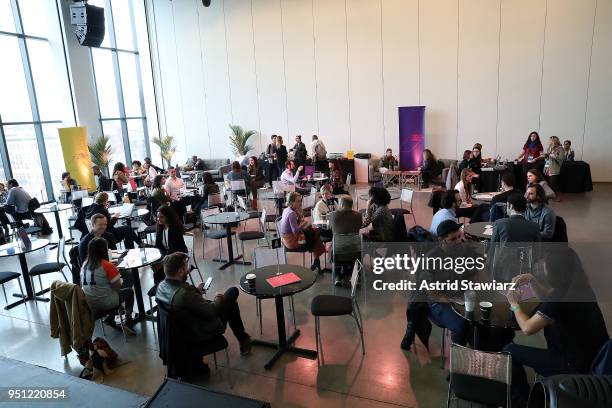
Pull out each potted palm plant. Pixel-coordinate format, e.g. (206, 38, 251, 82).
(88, 135, 112, 176)
(152, 135, 177, 168)
(229, 124, 256, 156)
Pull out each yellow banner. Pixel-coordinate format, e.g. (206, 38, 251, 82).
(58, 127, 96, 192)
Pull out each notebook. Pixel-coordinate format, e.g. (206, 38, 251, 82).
(266, 273, 302, 288)
(304, 165, 314, 178)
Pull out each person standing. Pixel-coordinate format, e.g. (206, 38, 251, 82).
(310, 135, 328, 173)
(275, 136, 288, 178)
(544, 136, 566, 201)
(247, 156, 265, 206)
(266, 135, 278, 184)
(516, 131, 544, 186)
(563, 140, 575, 162)
(292, 135, 307, 169)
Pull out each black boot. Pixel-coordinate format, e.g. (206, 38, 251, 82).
(401, 324, 415, 350)
(310, 258, 321, 272)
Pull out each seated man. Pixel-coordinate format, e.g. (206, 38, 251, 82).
(81, 237, 136, 335)
(525, 183, 556, 241)
(164, 166, 189, 217)
(492, 194, 540, 244)
(280, 160, 308, 194)
(488, 172, 521, 221)
(86, 192, 143, 249)
(430, 189, 460, 236)
(155, 252, 252, 358)
(5, 179, 32, 221)
(379, 148, 398, 169)
(420, 220, 472, 346)
(327, 195, 362, 286)
(78, 213, 117, 264)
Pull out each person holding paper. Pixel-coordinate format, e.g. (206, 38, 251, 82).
(280, 161, 308, 195)
(156, 252, 252, 358)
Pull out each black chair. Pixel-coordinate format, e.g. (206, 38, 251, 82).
(447, 343, 512, 407)
(156, 299, 231, 384)
(0, 272, 25, 309)
(552, 216, 568, 243)
(310, 260, 364, 364)
(528, 374, 612, 408)
(29, 238, 68, 298)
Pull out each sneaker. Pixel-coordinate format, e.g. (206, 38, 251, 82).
(334, 276, 343, 287)
(239, 336, 252, 356)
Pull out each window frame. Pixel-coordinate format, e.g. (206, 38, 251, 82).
(89, 0, 152, 166)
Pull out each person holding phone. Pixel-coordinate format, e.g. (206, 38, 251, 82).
(155, 252, 252, 359)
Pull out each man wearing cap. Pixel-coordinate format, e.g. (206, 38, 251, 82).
(422, 220, 470, 346)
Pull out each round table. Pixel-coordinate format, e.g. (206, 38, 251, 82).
(117, 247, 162, 323)
(34, 203, 73, 242)
(464, 222, 493, 240)
(0, 238, 50, 308)
(239, 265, 318, 369)
(451, 293, 539, 351)
(203, 212, 251, 270)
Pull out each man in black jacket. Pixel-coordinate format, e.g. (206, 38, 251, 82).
(93, 166, 111, 192)
(292, 135, 307, 169)
(155, 252, 252, 355)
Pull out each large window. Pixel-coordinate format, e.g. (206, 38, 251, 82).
(0, 0, 74, 200)
(89, 0, 159, 169)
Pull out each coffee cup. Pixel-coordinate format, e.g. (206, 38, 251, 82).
(480, 301, 493, 321)
(464, 290, 477, 313)
(246, 273, 256, 291)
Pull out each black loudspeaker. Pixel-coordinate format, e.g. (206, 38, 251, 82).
(70, 3, 105, 47)
(202, 0, 211, 6)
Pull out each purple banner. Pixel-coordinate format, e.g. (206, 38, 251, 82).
(398, 106, 425, 171)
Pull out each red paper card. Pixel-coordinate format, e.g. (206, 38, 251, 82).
(266, 273, 302, 288)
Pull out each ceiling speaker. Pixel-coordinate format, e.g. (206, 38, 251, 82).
(202, 0, 211, 6)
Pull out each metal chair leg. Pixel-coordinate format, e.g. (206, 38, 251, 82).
(440, 328, 446, 368)
(118, 305, 128, 343)
(2, 284, 8, 303)
(315, 316, 320, 365)
(225, 347, 233, 389)
(16, 279, 25, 299)
(352, 312, 365, 355)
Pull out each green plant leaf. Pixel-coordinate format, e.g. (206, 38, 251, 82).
(228, 124, 256, 156)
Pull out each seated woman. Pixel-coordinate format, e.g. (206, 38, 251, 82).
(155, 205, 188, 256)
(226, 161, 250, 195)
(362, 187, 395, 242)
(81, 237, 136, 335)
(153, 205, 188, 283)
(458, 150, 471, 172)
(200, 172, 221, 208)
(312, 184, 334, 240)
(112, 162, 129, 191)
(280, 192, 326, 272)
(504, 249, 609, 406)
(247, 156, 265, 207)
(420, 149, 442, 188)
(328, 160, 348, 195)
(453, 168, 487, 222)
(151, 175, 170, 212)
(526, 168, 556, 200)
(142, 161, 158, 187)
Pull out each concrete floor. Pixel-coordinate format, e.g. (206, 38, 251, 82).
(0, 183, 610, 407)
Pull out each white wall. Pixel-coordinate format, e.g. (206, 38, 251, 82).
(150, 0, 612, 181)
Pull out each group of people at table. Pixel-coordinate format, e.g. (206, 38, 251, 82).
(0, 129, 600, 406)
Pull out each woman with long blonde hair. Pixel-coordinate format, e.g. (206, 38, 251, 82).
(544, 136, 565, 201)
